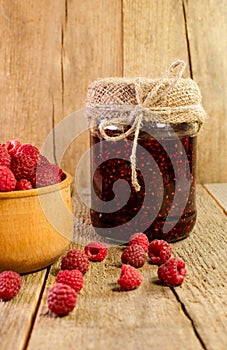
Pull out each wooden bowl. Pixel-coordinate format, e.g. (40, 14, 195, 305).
(0, 172, 74, 274)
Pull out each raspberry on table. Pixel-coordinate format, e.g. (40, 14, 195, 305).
(158, 257, 187, 286)
(121, 244, 146, 268)
(10, 143, 40, 180)
(128, 232, 149, 252)
(0, 166, 16, 192)
(56, 269, 84, 293)
(148, 240, 172, 265)
(0, 271, 22, 301)
(16, 179, 33, 190)
(117, 264, 143, 291)
(61, 249, 89, 275)
(84, 241, 108, 261)
(47, 283, 77, 316)
(0, 145, 11, 167)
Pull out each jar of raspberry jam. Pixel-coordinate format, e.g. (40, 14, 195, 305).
(85, 62, 206, 243)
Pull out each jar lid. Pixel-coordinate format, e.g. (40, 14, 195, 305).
(86, 77, 201, 108)
(85, 60, 206, 127)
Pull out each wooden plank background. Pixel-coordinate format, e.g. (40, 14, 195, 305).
(0, 0, 226, 185)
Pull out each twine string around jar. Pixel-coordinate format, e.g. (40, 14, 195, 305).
(98, 60, 205, 191)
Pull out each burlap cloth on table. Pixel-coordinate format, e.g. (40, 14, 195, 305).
(85, 60, 206, 191)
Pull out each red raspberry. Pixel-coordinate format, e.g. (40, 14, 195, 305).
(61, 249, 89, 275)
(0, 166, 16, 191)
(117, 265, 143, 291)
(47, 283, 77, 316)
(2, 140, 21, 156)
(16, 179, 33, 190)
(121, 244, 146, 268)
(56, 270, 83, 293)
(37, 154, 51, 168)
(10, 143, 40, 180)
(148, 240, 172, 265)
(51, 164, 62, 182)
(34, 164, 62, 188)
(0, 271, 22, 301)
(128, 232, 149, 252)
(158, 258, 187, 286)
(84, 241, 108, 261)
(58, 167, 63, 180)
(0, 145, 11, 167)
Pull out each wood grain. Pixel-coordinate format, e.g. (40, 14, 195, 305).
(26, 185, 227, 350)
(173, 185, 227, 350)
(0, 0, 64, 151)
(60, 0, 123, 116)
(204, 183, 227, 214)
(183, 0, 227, 183)
(27, 248, 203, 350)
(123, 0, 190, 77)
(0, 270, 48, 350)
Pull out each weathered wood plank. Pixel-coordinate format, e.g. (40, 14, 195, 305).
(0, 270, 47, 350)
(183, 0, 227, 183)
(0, 0, 64, 151)
(123, 0, 190, 77)
(26, 246, 203, 350)
(60, 0, 123, 116)
(173, 185, 227, 350)
(204, 183, 227, 214)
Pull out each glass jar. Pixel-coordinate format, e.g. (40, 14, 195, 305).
(87, 106, 198, 243)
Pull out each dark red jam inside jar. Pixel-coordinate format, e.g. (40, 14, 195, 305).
(89, 117, 198, 243)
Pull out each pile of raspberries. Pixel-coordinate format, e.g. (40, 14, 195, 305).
(0, 235, 186, 317)
(0, 140, 63, 191)
(119, 233, 186, 289)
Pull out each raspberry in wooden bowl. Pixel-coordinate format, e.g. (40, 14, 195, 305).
(0, 171, 73, 274)
(0, 140, 74, 273)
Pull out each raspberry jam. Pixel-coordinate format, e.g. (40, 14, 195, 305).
(89, 120, 198, 243)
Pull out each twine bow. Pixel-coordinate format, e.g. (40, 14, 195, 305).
(98, 60, 198, 191)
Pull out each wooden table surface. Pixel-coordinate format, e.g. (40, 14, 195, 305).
(0, 184, 226, 350)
